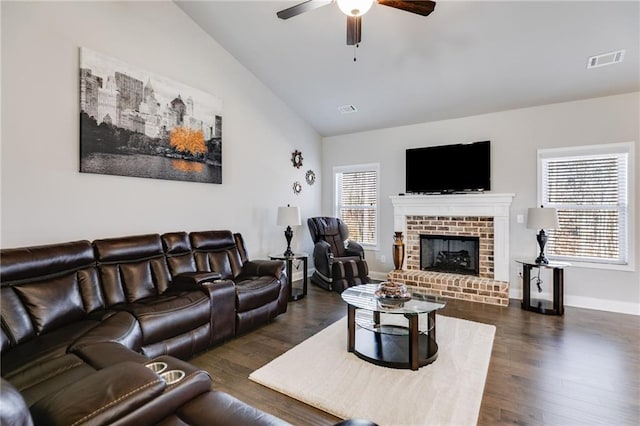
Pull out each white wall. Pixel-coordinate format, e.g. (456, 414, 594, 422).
(323, 93, 640, 315)
(1, 1, 321, 259)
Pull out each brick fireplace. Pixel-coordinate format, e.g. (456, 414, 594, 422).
(388, 193, 514, 306)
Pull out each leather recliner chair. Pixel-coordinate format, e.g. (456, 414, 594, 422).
(307, 217, 370, 293)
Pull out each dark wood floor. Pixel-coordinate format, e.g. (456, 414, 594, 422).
(190, 283, 640, 425)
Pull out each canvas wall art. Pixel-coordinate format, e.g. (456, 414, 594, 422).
(79, 47, 222, 184)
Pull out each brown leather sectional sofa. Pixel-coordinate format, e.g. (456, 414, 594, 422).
(0, 230, 290, 425)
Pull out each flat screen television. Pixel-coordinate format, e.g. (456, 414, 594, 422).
(406, 141, 491, 194)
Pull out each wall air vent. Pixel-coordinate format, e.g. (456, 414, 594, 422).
(587, 50, 625, 69)
(338, 104, 357, 114)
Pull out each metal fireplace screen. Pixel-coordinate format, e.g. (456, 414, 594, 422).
(420, 234, 480, 276)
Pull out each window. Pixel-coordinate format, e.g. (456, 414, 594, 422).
(538, 142, 634, 269)
(334, 163, 379, 248)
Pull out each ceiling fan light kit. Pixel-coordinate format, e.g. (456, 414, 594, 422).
(277, 0, 436, 49)
(337, 0, 374, 17)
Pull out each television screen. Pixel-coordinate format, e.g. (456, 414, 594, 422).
(406, 141, 491, 194)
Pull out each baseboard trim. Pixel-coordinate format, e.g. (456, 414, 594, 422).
(563, 295, 640, 316)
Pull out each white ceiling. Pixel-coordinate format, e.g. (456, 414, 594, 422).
(176, 1, 640, 137)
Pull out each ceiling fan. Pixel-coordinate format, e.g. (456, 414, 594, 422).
(276, 0, 436, 46)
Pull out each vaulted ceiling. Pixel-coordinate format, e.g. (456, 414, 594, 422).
(176, 1, 640, 137)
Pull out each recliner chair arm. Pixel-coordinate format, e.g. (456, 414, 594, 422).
(313, 239, 334, 259)
(345, 240, 365, 259)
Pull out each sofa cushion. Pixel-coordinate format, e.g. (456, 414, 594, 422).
(13, 274, 86, 335)
(69, 311, 143, 353)
(0, 240, 104, 353)
(190, 231, 244, 279)
(113, 292, 210, 345)
(162, 232, 197, 276)
(0, 320, 100, 377)
(0, 240, 95, 284)
(1, 287, 36, 347)
(120, 262, 159, 302)
(3, 353, 85, 390)
(94, 234, 172, 305)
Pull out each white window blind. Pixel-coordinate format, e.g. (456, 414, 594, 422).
(335, 164, 378, 247)
(540, 146, 630, 265)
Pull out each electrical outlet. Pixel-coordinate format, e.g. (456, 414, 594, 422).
(380, 255, 386, 263)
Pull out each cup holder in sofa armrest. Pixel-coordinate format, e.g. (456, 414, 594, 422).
(145, 362, 168, 374)
(160, 370, 185, 385)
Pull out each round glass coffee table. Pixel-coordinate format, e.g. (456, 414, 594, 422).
(341, 283, 446, 370)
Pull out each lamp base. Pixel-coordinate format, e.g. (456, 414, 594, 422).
(535, 229, 549, 264)
(283, 226, 294, 258)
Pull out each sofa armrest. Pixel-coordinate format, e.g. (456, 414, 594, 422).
(0, 378, 33, 426)
(239, 260, 285, 279)
(167, 276, 237, 345)
(198, 279, 237, 345)
(171, 272, 222, 289)
(30, 362, 165, 426)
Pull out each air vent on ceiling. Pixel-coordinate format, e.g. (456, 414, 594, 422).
(338, 104, 358, 114)
(587, 50, 625, 69)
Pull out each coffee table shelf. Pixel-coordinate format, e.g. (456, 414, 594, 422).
(352, 326, 439, 369)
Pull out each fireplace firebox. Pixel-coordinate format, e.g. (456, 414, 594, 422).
(420, 234, 480, 276)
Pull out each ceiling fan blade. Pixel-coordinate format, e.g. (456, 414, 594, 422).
(276, 0, 332, 20)
(346, 15, 362, 45)
(377, 0, 436, 16)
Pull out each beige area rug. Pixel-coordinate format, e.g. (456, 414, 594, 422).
(249, 314, 495, 426)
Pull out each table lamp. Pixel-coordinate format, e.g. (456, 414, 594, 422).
(277, 205, 301, 257)
(527, 205, 559, 264)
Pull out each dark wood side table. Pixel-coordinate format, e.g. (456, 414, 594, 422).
(516, 260, 570, 315)
(269, 253, 308, 301)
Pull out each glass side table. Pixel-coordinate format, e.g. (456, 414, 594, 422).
(269, 252, 308, 301)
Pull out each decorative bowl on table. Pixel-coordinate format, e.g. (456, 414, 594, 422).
(375, 281, 411, 307)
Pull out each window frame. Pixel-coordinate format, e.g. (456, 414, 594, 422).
(333, 163, 380, 250)
(537, 142, 635, 271)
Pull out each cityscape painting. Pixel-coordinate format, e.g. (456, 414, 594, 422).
(79, 47, 222, 184)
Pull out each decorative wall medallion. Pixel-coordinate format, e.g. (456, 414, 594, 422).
(305, 169, 316, 185)
(293, 181, 302, 195)
(291, 150, 303, 168)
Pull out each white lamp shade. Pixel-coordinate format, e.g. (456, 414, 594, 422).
(277, 206, 301, 226)
(527, 207, 559, 230)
